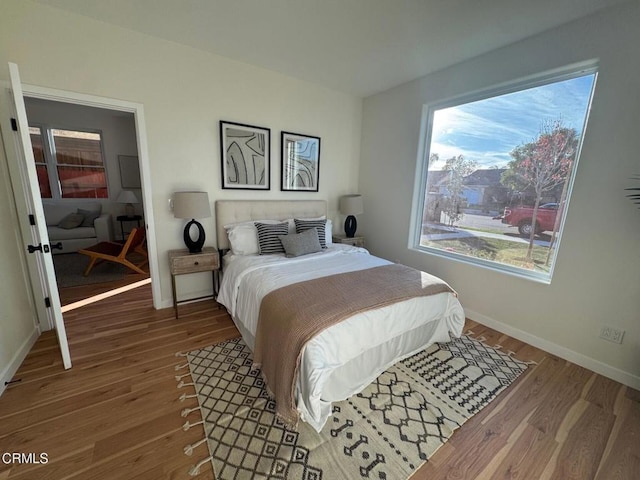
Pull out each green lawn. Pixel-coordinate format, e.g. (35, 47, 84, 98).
(422, 235, 552, 273)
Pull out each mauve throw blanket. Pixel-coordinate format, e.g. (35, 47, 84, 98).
(252, 263, 456, 429)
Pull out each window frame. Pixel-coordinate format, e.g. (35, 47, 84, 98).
(30, 123, 110, 200)
(409, 64, 598, 284)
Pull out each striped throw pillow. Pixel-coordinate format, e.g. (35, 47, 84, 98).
(255, 222, 289, 254)
(294, 218, 327, 248)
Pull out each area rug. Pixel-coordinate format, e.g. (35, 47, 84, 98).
(176, 334, 528, 479)
(53, 253, 126, 288)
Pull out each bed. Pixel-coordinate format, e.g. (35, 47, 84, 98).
(215, 200, 465, 432)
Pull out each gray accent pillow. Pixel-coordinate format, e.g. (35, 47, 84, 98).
(58, 212, 85, 229)
(77, 208, 101, 227)
(278, 228, 322, 258)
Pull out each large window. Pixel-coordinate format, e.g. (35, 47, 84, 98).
(29, 126, 108, 199)
(412, 67, 596, 282)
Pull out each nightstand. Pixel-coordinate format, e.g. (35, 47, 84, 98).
(332, 235, 365, 248)
(168, 247, 220, 318)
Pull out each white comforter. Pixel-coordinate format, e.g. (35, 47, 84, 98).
(217, 244, 465, 431)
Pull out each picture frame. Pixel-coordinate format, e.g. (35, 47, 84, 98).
(281, 131, 321, 192)
(118, 155, 141, 189)
(220, 121, 271, 190)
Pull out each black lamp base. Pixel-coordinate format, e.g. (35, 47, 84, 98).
(183, 219, 205, 253)
(344, 215, 358, 238)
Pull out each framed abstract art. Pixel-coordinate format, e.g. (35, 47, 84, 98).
(281, 131, 320, 192)
(220, 121, 271, 190)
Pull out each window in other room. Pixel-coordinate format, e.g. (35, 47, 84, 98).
(411, 66, 597, 282)
(30, 126, 108, 199)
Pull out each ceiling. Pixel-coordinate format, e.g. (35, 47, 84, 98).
(33, 0, 628, 97)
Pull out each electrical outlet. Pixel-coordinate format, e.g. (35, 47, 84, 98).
(599, 325, 625, 344)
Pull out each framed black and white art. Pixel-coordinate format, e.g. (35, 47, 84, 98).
(220, 121, 271, 190)
(281, 131, 321, 192)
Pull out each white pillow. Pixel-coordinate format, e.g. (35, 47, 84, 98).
(226, 224, 260, 255)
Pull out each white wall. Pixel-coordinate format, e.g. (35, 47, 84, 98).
(0, 0, 362, 376)
(25, 98, 140, 238)
(359, 2, 640, 387)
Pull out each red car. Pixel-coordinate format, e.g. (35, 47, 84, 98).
(497, 203, 559, 236)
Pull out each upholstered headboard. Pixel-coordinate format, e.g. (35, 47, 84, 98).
(215, 200, 327, 251)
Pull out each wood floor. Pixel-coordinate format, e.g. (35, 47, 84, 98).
(56, 256, 149, 306)
(0, 283, 638, 480)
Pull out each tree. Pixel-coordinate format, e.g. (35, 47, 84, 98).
(503, 120, 579, 261)
(442, 155, 477, 226)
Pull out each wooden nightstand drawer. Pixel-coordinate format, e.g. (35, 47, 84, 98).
(168, 247, 219, 275)
(332, 235, 365, 248)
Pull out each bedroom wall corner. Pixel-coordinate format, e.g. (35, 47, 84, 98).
(357, 1, 640, 387)
(0, 0, 364, 309)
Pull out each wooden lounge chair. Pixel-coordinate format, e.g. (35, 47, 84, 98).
(78, 227, 148, 276)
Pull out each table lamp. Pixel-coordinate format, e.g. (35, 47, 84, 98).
(116, 190, 139, 216)
(173, 191, 211, 253)
(339, 194, 363, 238)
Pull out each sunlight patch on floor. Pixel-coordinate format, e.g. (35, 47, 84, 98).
(61, 278, 152, 312)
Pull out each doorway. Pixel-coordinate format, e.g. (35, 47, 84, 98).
(15, 82, 161, 312)
(23, 97, 150, 307)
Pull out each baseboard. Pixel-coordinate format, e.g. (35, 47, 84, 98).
(0, 327, 40, 397)
(465, 309, 640, 391)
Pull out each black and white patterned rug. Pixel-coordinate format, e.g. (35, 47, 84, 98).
(178, 334, 528, 479)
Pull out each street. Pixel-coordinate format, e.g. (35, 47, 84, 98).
(425, 213, 551, 247)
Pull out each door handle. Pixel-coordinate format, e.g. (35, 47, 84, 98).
(51, 242, 63, 251)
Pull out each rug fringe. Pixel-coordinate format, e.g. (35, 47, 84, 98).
(184, 437, 208, 456)
(183, 419, 204, 431)
(464, 329, 475, 336)
(175, 351, 211, 478)
(188, 456, 212, 476)
(493, 344, 503, 350)
(181, 406, 200, 417)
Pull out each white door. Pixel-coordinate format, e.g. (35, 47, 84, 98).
(3, 62, 71, 369)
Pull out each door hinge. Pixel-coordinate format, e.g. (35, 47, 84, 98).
(10, 118, 18, 131)
(28, 214, 36, 226)
(27, 244, 43, 254)
(44, 297, 51, 308)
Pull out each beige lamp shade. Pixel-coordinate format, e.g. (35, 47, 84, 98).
(173, 191, 211, 219)
(116, 190, 139, 204)
(339, 194, 364, 215)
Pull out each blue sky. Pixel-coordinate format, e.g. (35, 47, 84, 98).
(429, 73, 596, 170)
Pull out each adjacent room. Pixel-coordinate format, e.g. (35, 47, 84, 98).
(24, 97, 150, 307)
(0, 0, 638, 479)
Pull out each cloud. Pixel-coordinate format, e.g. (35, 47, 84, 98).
(428, 74, 594, 169)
